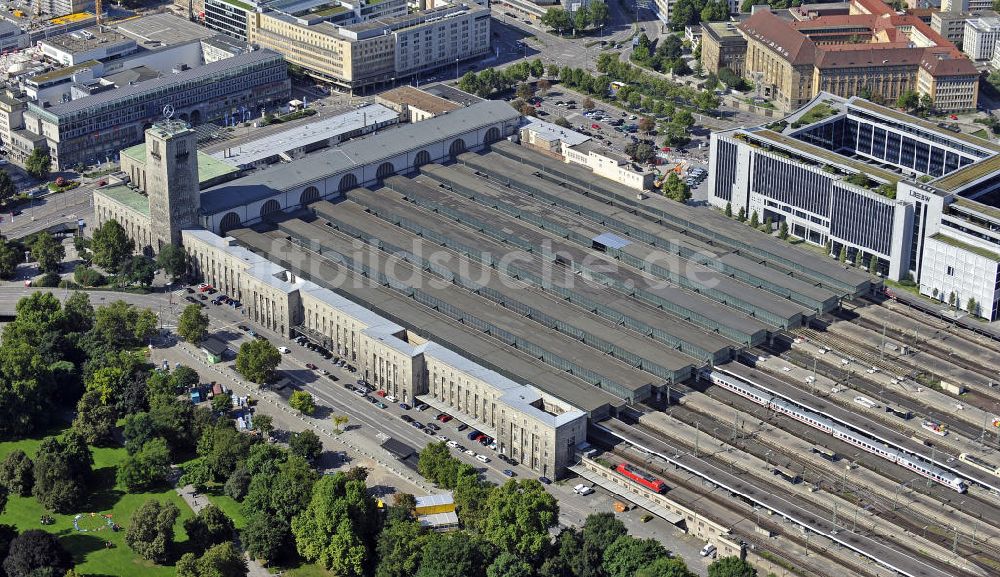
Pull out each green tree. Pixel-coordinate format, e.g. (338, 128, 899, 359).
(2, 530, 72, 577)
(748, 210, 759, 229)
(212, 391, 232, 414)
(25, 148, 50, 180)
(124, 411, 156, 454)
(541, 7, 572, 32)
(157, 243, 187, 282)
(253, 414, 274, 438)
(123, 254, 156, 287)
(724, 202, 732, 218)
(480, 479, 558, 559)
(415, 532, 487, 577)
(290, 429, 323, 462)
(869, 256, 879, 275)
(694, 90, 720, 112)
(0, 238, 20, 279)
(177, 304, 210, 344)
(967, 297, 978, 315)
(289, 390, 316, 415)
(603, 535, 670, 577)
(487, 552, 533, 577)
(516, 82, 535, 101)
(778, 221, 789, 240)
(582, 513, 627, 572)
(574, 6, 590, 31)
(235, 338, 281, 384)
(737, 207, 746, 222)
(242, 511, 289, 563)
(662, 173, 690, 202)
(637, 557, 696, 577)
(718, 67, 743, 90)
(546, 64, 560, 77)
(375, 514, 431, 577)
(896, 89, 919, 112)
(292, 472, 380, 577)
(117, 437, 171, 491)
(32, 431, 92, 513)
(198, 422, 259, 481)
(708, 556, 758, 577)
(839, 244, 847, 263)
(224, 466, 251, 501)
(0, 449, 33, 496)
(0, 170, 14, 204)
(71, 388, 116, 446)
(701, 0, 730, 21)
(177, 541, 247, 577)
(554, 116, 571, 128)
(125, 498, 180, 563)
(589, 0, 609, 27)
(92, 300, 158, 348)
(331, 414, 349, 433)
(30, 232, 64, 274)
(91, 219, 134, 273)
(184, 504, 236, 553)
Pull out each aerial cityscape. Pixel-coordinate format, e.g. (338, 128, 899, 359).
(1, 0, 1000, 576)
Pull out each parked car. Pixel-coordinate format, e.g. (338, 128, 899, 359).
(475, 454, 490, 463)
(416, 403, 429, 411)
(457, 423, 468, 431)
(278, 346, 290, 353)
(538, 476, 552, 485)
(399, 403, 411, 410)
(305, 363, 317, 370)
(400, 414, 414, 422)
(503, 469, 515, 477)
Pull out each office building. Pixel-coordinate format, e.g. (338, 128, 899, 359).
(962, 15, 1000, 60)
(737, 0, 979, 112)
(942, 0, 994, 11)
(708, 93, 1000, 319)
(700, 21, 747, 77)
(17, 49, 289, 169)
(930, 10, 997, 45)
(0, 21, 30, 53)
(204, 0, 270, 41)
(246, 1, 490, 92)
(32, 0, 92, 17)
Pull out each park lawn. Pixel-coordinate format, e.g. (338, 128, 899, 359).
(204, 484, 247, 529)
(0, 430, 197, 577)
(267, 561, 335, 577)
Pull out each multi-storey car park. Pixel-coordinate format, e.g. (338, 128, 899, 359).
(709, 92, 1000, 320)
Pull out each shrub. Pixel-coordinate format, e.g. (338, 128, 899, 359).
(35, 271, 61, 287)
(74, 264, 105, 287)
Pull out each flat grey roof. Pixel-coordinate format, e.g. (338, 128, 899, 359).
(450, 155, 829, 317)
(36, 49, 284, 118)
(232, 228, 625, 414)
(521, 117, 590, 145)
(208, 103, 398, 167)
(490, 141, 870, 296)
(199, 100, 519, 214)
(116, 12, 217, 47)
(310, 200, 701, 375)
(275, 217, 662, 393)
(349, 176, 767, 345)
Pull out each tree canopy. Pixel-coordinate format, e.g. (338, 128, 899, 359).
(235, 338, 281, 384)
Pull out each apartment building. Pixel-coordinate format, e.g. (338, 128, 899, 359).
(930, 10, 996, 45)
(708, 94, 1000, 319)
(247, 1, 490, 91)
(19, 49, 289, 169)
(962, 15, 1000, 60)
(737, 1, 979, 112)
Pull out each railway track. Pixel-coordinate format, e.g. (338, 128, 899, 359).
(660, 395, 1000, 572)
(604, 446, 881, 577)
(765, 345, 1000, 453)
(690, 381, 1000, 566)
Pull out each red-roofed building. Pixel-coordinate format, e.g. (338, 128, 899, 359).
(733, 0, 978, 111)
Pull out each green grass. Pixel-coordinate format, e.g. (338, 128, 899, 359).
(203, 484, 247, 530)
(267, 560, 334, 576)
(0, 429, 197, 577)
(971, 128, 990, 140)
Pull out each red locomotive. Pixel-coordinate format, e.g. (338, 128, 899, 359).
(615, 462, 667, 493)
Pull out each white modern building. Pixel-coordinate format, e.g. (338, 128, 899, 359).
(708, 93, 1000, 320)
(942, 0, 995, 11)
(962, 16, 1000, 60)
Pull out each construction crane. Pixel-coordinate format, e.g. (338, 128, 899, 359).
(95, 0, 102, 28)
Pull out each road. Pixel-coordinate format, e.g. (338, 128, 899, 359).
(0, 181, 96, 240)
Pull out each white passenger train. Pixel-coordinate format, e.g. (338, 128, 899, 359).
(703, 370, 968, 493)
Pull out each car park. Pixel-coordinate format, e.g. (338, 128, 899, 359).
(573, 484, 594, 495)
(700, 544, 717, 558)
